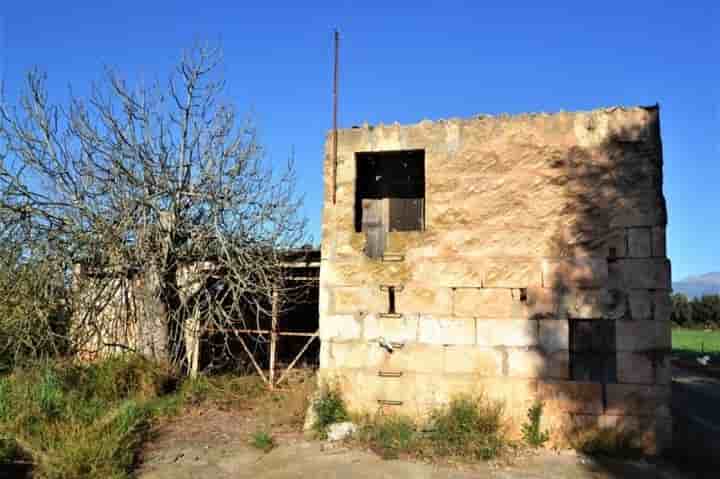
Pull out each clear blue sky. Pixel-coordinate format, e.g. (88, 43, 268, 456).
(1, 1, 717, 280)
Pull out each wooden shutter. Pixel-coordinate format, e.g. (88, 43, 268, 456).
(389, 198, 424, 232)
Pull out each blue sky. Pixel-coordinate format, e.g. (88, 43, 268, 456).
(0, 1, 717, 280)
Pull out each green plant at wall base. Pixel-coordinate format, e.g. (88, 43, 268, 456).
(312, 384, 349, 438)
(357, 415, 418, 460)
(250, 430, 274, 452)
(521, 401, 550, 448)
(428, 395, 506, 460)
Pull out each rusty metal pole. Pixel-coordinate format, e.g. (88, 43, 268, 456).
(332, 29, 339, 204)
(269, 287, 279, 389)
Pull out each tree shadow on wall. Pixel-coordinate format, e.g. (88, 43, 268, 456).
(522, 111, 690, 477)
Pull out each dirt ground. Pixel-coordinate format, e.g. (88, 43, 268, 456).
(136, 373, 693, 479)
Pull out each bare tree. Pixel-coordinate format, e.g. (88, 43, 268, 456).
(0, 44, 307, 374)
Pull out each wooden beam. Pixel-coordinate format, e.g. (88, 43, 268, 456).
(275, 331, 319, 387)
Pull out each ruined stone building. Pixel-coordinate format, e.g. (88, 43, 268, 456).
(318, 106, 671, 451)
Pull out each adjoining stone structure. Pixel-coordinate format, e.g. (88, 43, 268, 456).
(318, 105, 671, 452)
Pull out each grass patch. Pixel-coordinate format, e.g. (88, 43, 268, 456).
(250, 430, 274, 452)
(355, 394, 508, 462)
(568, 427, 644, 459)
(356, 414, 417, 460)
(0, 356, 271, 479)
(428, 395, 507, 460)
(312, 383, 349, 438)
(0, 355, 177, 478)
(672, 328, 720, 361)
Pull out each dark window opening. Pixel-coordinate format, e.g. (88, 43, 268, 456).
(355, 150, 425, 233)
(570, 320, 617, 383)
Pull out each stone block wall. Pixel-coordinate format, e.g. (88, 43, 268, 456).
(319, 106, 671, 453)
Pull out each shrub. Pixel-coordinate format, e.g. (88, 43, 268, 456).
(357, 414, 418, 460)
(428, 395, 506, 460)
(250, 430, 274, 452)
(521, 401, 550, 448)
(0, 356, 175, 478)
(312, 384, 349, 438)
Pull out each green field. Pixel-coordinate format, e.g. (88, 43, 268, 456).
(672, 328, 720, 360)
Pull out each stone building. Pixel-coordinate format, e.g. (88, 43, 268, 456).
(318, 105, 671, 452)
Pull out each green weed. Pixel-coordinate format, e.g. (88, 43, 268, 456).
(521, 401, 550, 448)
(312, 384, 349, 438)
(357, 414, 418, 460)
(250, 430, 274, 452)
(428, 395, 506, 460)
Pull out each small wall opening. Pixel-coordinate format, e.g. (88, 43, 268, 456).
(354, 150, 425, 233)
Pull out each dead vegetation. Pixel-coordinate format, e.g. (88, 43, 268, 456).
(0, 43, 307, 376)
(0, 354, 316, 478)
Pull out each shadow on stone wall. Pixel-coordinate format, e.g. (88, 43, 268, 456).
(522, 111, 681, 474)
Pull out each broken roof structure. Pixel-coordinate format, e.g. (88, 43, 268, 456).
(318, 105, 671, 452)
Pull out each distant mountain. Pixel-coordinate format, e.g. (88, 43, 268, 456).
(673, 272, 720, 298)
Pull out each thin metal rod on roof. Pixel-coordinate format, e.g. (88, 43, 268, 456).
(332, 29, 339, 204)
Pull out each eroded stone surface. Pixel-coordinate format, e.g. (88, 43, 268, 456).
(319, 106, 671, 453)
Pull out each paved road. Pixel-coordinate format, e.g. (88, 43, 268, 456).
(671, 365, 720, 475)
(672, 365, 720, 427)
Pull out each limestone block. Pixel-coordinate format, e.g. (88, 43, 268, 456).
(318, 286, 332, 316)
(474, 377, 539, 413)
(328, 260, 414, 287)
(363, 314, 418, 343)
(476, 319, 538, 347)
(542, 258, 608, 288)
(333, 286, 386, 314)
(652, 226, 666, 257)
(400, 344, 445, 374)
(609, 191, 667, 229)
(320, 314, 363, 341)
(568, 289, 616, 319)
(628, 290, 653, 320)
(627, 227, 652, 257)
(327, 341, 369, 369)
(319, 340, 331, 367)
(444, 346, 504, 375)
(654, 290, 672, 322)
(617, 352, 655, 385)
(538, 319, 569, 352)
(414, 373, 485, 410)
(507, 349, 570, 379)
(605, 229, 627, 258)
(525, 286, 563, 319)
(418, 317, 476, 345)
(538, 380, 604, 415)
(411, 261, 483, 286)
(396, 285, 453, 316)
(616, 320, 671, 352)
(483, 258, 542, 288)
(454, 288, 524, 318)
(605, 384, 671, 417)
(428, 226, 570, 258)
(614, 258, 671, 290)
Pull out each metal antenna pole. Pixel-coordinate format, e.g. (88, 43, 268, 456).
(332, 29, 339, 204)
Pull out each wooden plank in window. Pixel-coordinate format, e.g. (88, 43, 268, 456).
(362, 199, 386, 259)
(389, 198, 424, 232)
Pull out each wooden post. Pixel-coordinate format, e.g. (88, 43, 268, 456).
(269, 287, 279, 389)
